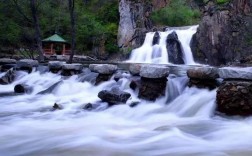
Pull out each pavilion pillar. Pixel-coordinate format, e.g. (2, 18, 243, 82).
(50, 43, 54, 55)
(63, 44, 66, 55)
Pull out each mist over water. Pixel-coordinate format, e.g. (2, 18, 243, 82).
(0, 69, 252, 156)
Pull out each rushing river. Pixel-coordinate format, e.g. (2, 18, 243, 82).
(1, 69, 252, 156)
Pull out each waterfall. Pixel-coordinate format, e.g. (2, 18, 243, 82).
(127, 25, 198, 65)
(1, 68, 252, 156)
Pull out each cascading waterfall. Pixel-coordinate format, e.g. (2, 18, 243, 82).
(1, 68, 252, 156)
(127, 25, 198, 65)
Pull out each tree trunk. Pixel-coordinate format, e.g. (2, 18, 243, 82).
(30, 0, 44, 62)
(68, 0, 76, 64)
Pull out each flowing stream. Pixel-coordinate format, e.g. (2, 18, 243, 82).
(1, 68, 252, 156)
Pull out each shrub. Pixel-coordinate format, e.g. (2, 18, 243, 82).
(151, 0, 201, 26)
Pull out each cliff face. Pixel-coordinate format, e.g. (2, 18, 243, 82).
(117, 0, 169, 53)
(191, 0, 252, 66)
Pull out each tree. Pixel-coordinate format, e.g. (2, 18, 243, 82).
(68, 0, 76, 63)
(30, 0, 44, 62)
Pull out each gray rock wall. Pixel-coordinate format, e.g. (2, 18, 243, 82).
(191, 0, 252, 66)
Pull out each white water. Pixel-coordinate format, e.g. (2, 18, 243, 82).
(1, 70, 252, 156)
(128, 25, 198, 65)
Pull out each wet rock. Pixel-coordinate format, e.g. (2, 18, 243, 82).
(37, 81, 62, 94)
(114, 72, 123, 82)
(62, 63, 83, 71)
(191, 1, 252, 66)
(140, 65, 169, 78)
(98, 87, 131, 105)
(78, 72, 99, 84)
(89, 64, 118, 74)
(152, 32, 160, 45)
(48, 61, 64, 73)
(216, 81, 252, 116)
(118, 0, 153, 52)
(166, 31, 184, 64)
(61, 63, 83, 76)
(1, 64, 16, 72)
(0, 58, 17, 65)
(129, 64, 142, 76)
(16, 59, 38, 73)
(138, 77, 167, 101)
(14, 84, 33, 94)
(52, 103, 63, 111)
(188, 78, 219, 90)
(129, 77, 141, 91)
(187, 67, 219, 89)
(187, 67, 219, 79)
(95, 74, 112, 85)
(129, 101, 140, 107)
(0, 68, 15, 85)
(187, 67, 220, 89)
(17, 59, 38, 68)
(218, 67, 252, 80)
(83, 103, 93, 110)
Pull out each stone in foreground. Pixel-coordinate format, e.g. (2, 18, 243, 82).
(62, 63, 83, 71)
(187, 67, 219, 79)
(140, 65, 169, 78)
(129, 64, 142, 76)
(48, 61, 64, 70)
(217, 81, 252, 116)
(0, 68, 15, 85)
(89, 64, 118, 74)
(138, 77, 167, 101)
(98, 87, 131, 105)
(0, 58, 17, 65)
(218, 67, 252, 80)
(187, 67, 220, 89)
(17, 59, 39, 68)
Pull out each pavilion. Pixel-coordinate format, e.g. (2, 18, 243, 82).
(42, 34, 71, 55)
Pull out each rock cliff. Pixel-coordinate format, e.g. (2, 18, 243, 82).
(191, 0, 252, 66)
(117, 0, 169, 53)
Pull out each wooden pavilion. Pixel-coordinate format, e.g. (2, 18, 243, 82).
(42, 34, 71, 55)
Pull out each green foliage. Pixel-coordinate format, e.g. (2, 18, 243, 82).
(0, 0, 119, 54)
(151, 0, 201, 26)
(216, 0, 230, 4)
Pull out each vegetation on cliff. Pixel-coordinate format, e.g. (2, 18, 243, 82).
(151, 0, 201, 26)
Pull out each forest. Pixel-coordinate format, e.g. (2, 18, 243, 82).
(0, 0, 119, 60)
(0, 0, 200, 61)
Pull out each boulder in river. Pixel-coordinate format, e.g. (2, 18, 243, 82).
(216, 81, 252, 116)
(0, 68, 15, 85)
(138, 65, 169, 101)
(166, 31, 184, 64)
(0, 58, 17, 65)
(48, 61, 64, 73)
(17, 59, 38, 68)
(14, 84, 33, 94)
(16, 59, 39, 73)
(218, 67, 252, 80)
(98, 87, 131, 105)
(140, 65, 169, 78)
(187, 67, 220, 89)
(89, 64, 118, 74)
(138, 77, 167, 101)
(52, 103, 63, 111)
(129, 64, 142, 76)
(187, 67, 219, 79)
(61, 63, 83, 76)
(152, 31, 160, 45)
(1, 64, 16, 72)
